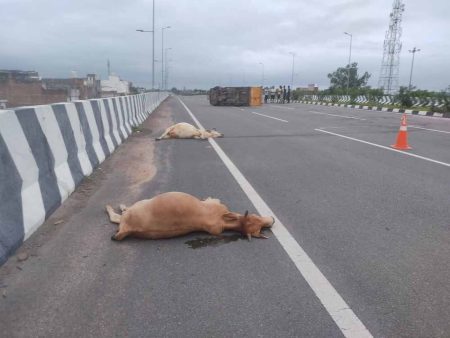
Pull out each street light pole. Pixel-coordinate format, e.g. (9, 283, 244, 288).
(152, 0, 155, 90)
(259, 62, 264, 87)
(408, 47, 420, 91)
(136, 29, 154, 89)
(344, 32, 352, 95)
(164, 47, 172, 90)
(161, 26, 171, 91)
(289, 52, 296, 87)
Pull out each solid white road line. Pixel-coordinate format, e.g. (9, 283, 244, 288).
(178, 97, 373, 338)
(309, 111, 367, 121)
(409, 125, 450, 135)
(316, 128, 450, 168)
(252, 111, 288, 122)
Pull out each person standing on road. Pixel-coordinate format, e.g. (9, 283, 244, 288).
(287, 85, 291, 103)
(264, 87, 269, 104)
(282, 85, 286, 104)
(270, 86, 275, 103)
(276, 85, 282, 103)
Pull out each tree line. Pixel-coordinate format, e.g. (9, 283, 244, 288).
(292, 62, 450, 111)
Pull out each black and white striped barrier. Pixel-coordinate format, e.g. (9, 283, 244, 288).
(296, 100, 449, 118)
(302, 95, 446, 108)
(0, 92, 169, 264)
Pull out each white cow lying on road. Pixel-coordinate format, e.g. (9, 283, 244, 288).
(156, 122, 223, 140)
(106, 192, 274, 241)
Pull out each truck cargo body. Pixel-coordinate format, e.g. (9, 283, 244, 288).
(209, 86, 262, 106)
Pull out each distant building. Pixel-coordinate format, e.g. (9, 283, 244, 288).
(0, 70, 67, 108)
(0, 70, 102, 108)
(100, 74, 130, 97)
(42, 73, 101, 101)
(296, 84, 319, 93)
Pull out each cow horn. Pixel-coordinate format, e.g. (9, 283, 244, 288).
(244, 210, 248, 217)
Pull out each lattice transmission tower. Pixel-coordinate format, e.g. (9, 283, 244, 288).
(378, 0, 405, 95)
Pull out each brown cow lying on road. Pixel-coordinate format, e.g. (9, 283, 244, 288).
(106, 192, 274, 241)
(156, 122, 223, 140)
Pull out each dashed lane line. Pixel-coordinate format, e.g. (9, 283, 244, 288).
(409, 125, 450, 135)
(251, 112, 288, 122)
(315, 128, 450, 168)
(309, 111, 367, 121)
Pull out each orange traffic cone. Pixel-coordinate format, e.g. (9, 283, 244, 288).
(391, 114, 412, 150)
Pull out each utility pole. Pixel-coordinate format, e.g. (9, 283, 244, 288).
(408, 47, 420, 91)
(344, 32, 352, 95)
(136, 29, 154, 88)
(259, 62, 264, 87)
(161, 26, 171, 91)
(289, 52, 296, 87)
(152, 0, 155, 90)
(164, 47, 172, 90)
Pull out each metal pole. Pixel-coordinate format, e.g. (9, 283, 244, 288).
(161, 26, 170, 91)
(259, 62, 264, 87)
(408, 47, 420, 91)
(344, 32, 352, 95)
(136, 29, 154, 89)
(164, 48, 172, 90)
(152, 0, 155, 90)
(289, 52, 296, 87)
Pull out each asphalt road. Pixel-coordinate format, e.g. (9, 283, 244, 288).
(1, 95, 449, 337)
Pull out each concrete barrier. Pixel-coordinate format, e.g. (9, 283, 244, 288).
(0, 92, 169, 264)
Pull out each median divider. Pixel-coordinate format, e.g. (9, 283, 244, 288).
(0, 92, 169, 264)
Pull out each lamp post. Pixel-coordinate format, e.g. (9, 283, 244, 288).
(259, 62, 264, 87)
(289, 52, 296, 87)
(164, 47, 172, 90)
(344, 32, 353, 95)
(136, 29, 154, 89)
(408, 47, 420, 91)
(161, 26, 171, 91)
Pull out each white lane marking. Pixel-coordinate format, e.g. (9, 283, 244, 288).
(309, 111, 366, 121)
(316, 129, 450, 168)
(178, 97, 372, 338)
(409, 125, 450, 135)
(252, 111, 288, 122)
(274, 106, 295, 110)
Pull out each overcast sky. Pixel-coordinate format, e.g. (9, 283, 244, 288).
(1, 0, 449, 90)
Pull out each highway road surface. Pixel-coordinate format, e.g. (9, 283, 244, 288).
(1, 95, 449, 337)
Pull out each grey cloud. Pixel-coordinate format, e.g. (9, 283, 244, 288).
(1, 0, 448, 90)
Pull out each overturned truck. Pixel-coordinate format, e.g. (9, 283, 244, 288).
(209, 86, 262, 106)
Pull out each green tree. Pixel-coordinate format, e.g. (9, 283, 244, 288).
(327, 62, 371, 90)
(394, 86, 413, 107)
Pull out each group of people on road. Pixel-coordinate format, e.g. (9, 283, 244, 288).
(264, 85, 292, 104)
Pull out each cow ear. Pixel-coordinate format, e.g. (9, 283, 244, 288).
(223, 212, 239, 221)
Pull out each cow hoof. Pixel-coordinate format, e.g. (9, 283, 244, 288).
(155, 138, 161, 141)
(111, 234, 118, 241)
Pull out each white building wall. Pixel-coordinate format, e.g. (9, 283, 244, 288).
(100, 75, 130, 96)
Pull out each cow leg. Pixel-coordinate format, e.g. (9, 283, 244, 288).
(111, 230, 131, 241)
(156, 127, 171, 140)
(106, 205, 121, 224)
